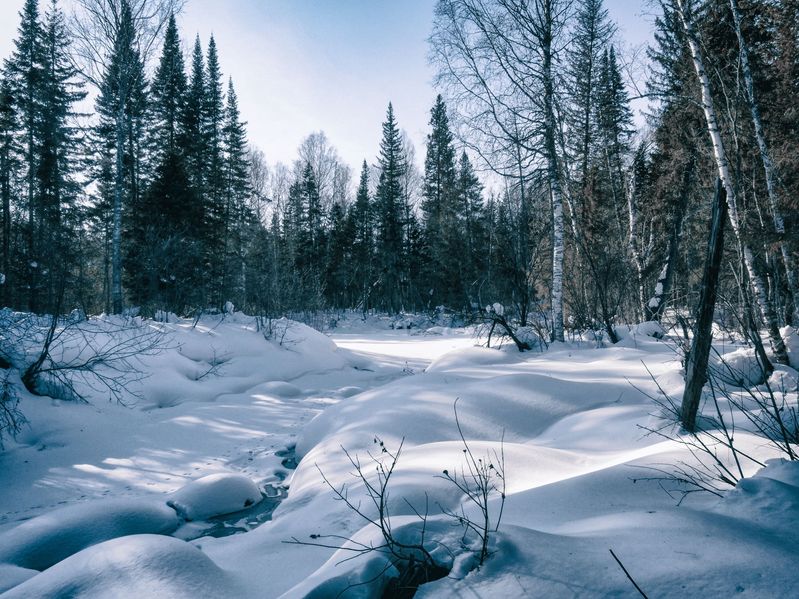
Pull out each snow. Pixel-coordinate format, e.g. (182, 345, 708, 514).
(2, 535, 242, 599)
(1, 315, 797, 597)
(0, 498, 179, 571)
(167, 473, 262, 521)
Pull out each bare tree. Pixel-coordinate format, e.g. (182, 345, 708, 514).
(431, 0, 573, 341)
(672, 0, 789, 366)
(727, 0, 798, 316)
(70, 0, 185, 87)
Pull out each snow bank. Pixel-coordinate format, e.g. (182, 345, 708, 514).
(0, 499, 179, 571)
(614, 321, 665, 346)
(782, 326, 799, 370)
(2, 534, 241, 599)
(711, 347, 767, 387)
(167, 473, 262, 521)
(0, 565, 37, 594)
(426, 346, 519, 373)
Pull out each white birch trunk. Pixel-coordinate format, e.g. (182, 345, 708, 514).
(675, 0, 789, 364)
(542, 3, 565, 343)
(626, 175, 646, 318)
(729, 0, 798, 312)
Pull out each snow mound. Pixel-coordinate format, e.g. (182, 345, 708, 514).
(717, 460, 799, 529)
(1, 534, 240, 599)
(256, 381, 302, 398)
(0, 565, 37, 594)
(782, 326, 799, 370)
(614, 321, 665, 346)
(426, 346, 516, 373)
(711, 347, 766, 387)
(167, 473, 262, 521)
(0, 499, 179, 571)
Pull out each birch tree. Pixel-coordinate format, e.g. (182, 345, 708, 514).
(727, 0, 798, 315)
(673, 0, 789, 365)
(431, 0, 572, 340)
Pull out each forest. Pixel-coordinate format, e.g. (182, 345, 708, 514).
(0, 0, 793, 347)
(0, 1, 798, 597)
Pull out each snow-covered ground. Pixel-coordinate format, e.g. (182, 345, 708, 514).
(1, 314, 797, 597)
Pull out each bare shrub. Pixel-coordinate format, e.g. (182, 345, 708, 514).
(0, 310, 166, 405)
(438, 399, 506, 566)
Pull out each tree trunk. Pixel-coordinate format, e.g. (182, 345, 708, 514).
(112, 103, 125, 315)
(728, 0, 798, 317)
(681, 179, 727, 432)
(542, 4, 565, 342)
(645, 159, 693, 321)
(626, 175, 646, 318)
(675, 0, 788, 366)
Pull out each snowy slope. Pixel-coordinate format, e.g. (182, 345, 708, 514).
(1, 317, 798, 597)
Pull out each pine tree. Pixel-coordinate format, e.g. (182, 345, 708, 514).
(374, 103, 406, 313)
(94, 0, 147, 314)
(221, 78, 251, 306)
(421, 94, 458, 308)
(4, 0, 45, 311)
(203, 36, 226, 307)
(37, 0, 86, 309)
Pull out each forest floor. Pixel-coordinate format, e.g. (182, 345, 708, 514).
(0, 313, 797, 597)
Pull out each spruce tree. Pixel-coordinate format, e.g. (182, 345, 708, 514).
(4, 0, 45, 311)
(421, 94, 458, 308)
(221, 78, 251, 306)
(351, 160, 374, 312)
(0, 78, 17, 308)
(149, 14, 186, 159)
(457, 151, 486, 306)
(94, 0, 147, 314)
(182, 35, 207, 220)
(38, 0, 86, 310)
(203, 36, 226, 307)
(374, 103, 406, 313)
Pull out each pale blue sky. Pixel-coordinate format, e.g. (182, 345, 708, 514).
(0, 0, 655, 170)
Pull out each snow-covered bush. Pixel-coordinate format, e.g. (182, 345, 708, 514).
(0, 311, 166, 404)
(0, 369, 25, 449)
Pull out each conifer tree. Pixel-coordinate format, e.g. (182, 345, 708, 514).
(4, 0, 45, 311)
(351, 160, 374, 312)
(374, 103, 406, 313)
(221, 78, 251, 306)
(94, 0, 147, 314)
(567, 0, 615, 190)
(37, 0, 86, 309)
(203, 36, 226, 306)
(149, 14, 186, 159)
(421, 94, 458, 307)
(325, 200, 354, 308)
(457, 151, 486, 305)
(0, 79, 14, 307)
(182, 36, 207, 214)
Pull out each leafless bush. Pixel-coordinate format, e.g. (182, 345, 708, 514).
(0, 311, 167, 405)
(438, 399, 506, 566)
(637, 347, 797, 502)
(0, 370, 26, 449)
(287, 437, 450, 597)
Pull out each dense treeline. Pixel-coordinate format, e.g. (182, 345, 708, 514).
(429, 0, 799, 361)
(0, 0, 797, 366)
